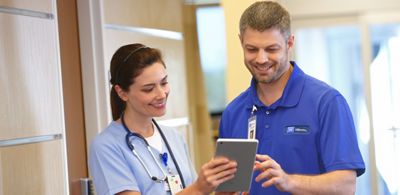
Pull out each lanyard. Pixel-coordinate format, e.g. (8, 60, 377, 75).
(121, 112, 186, 188)
(248, 105, 257, 139)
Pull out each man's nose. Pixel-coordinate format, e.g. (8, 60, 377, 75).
(256, 50, 268, 64)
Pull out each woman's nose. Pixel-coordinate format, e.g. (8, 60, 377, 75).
(155, 85, 168, 98)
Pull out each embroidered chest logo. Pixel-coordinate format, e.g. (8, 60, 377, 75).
(284, 125, 310, 135)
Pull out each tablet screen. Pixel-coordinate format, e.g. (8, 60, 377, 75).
(214, 138, 258, 192)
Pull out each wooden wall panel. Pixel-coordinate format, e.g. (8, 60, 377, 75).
(0, 0, 53, 13)
(57, 0, 89, 194)
(0, 0, 68, 194)
(0, 140, 67, 195)
(103, 0, 183, 32)
(103, 29, 188, 119)
(0, 13, 63, 140)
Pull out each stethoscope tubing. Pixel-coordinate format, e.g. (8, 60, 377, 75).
(121, 112, 186, 188)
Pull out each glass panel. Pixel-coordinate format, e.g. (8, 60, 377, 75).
(294, 25, 371, 195)
(370, 23, 400, 195)
(196, 6, 227, 113)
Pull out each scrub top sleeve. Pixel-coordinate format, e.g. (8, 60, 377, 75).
(174, 128, 197, 183)
(318, 94, 365, 176)
(89, 138, 139, 195)
(183, 137, 197, 181)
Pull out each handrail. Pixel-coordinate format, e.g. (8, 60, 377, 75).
(0, 6, 53, 19)
(0, 134, 62, 147)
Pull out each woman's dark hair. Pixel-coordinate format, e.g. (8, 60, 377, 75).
(109, 43, 165, 120)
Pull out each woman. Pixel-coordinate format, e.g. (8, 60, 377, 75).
(89, 43, 237, 195)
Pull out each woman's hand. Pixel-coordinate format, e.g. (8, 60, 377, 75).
(192, 156, 237, 194)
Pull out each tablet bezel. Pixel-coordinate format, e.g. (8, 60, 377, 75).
(214, 138, 258, 192)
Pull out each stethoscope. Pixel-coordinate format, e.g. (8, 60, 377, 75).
(121, 112, 186, 188)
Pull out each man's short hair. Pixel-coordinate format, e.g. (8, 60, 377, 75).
(239, 1, 291, 40)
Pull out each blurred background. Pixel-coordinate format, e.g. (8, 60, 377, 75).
(1, 0, 399, 194)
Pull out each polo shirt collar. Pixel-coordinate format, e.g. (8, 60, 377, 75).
(246, 61, 305, 110)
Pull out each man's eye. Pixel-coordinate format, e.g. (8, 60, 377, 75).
(247, 48, 258, 52)
(267, 47, 280, 52)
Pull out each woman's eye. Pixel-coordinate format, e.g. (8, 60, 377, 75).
(142, 88, 153, 92)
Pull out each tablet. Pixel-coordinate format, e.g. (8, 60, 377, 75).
(214, 138, 258, 192)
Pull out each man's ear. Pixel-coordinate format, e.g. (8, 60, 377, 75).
(238, 33, 243, 46)
(287, 34, 295, 49)
(114, 85, 128, 102)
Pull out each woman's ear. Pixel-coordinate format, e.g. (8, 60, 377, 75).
(114, 85, 128, 102)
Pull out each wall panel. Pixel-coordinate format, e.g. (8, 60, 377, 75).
(56, 0, 89, 193)
(103, 0, 183, 32)
(0, 140, 66, 195)
(0, 12, 63, 140)
(0, 0, 53, 13)
(0, 0, 68, 194)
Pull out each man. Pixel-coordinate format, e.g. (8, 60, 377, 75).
(218, 1, 365, 194)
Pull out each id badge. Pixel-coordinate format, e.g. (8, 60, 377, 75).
(167, 175, 183, 194)
(248, 115, 257, 139)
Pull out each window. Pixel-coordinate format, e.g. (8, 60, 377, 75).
(196, 6, 227, 113)
(370, 23, 400, 195)
(295, 25, 371, 195)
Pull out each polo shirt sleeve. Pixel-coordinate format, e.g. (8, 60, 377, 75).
(89, 135, 139, 195)
(318, 93, 365, 176)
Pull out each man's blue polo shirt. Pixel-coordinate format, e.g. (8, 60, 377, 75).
(219, 62, 365, 194)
